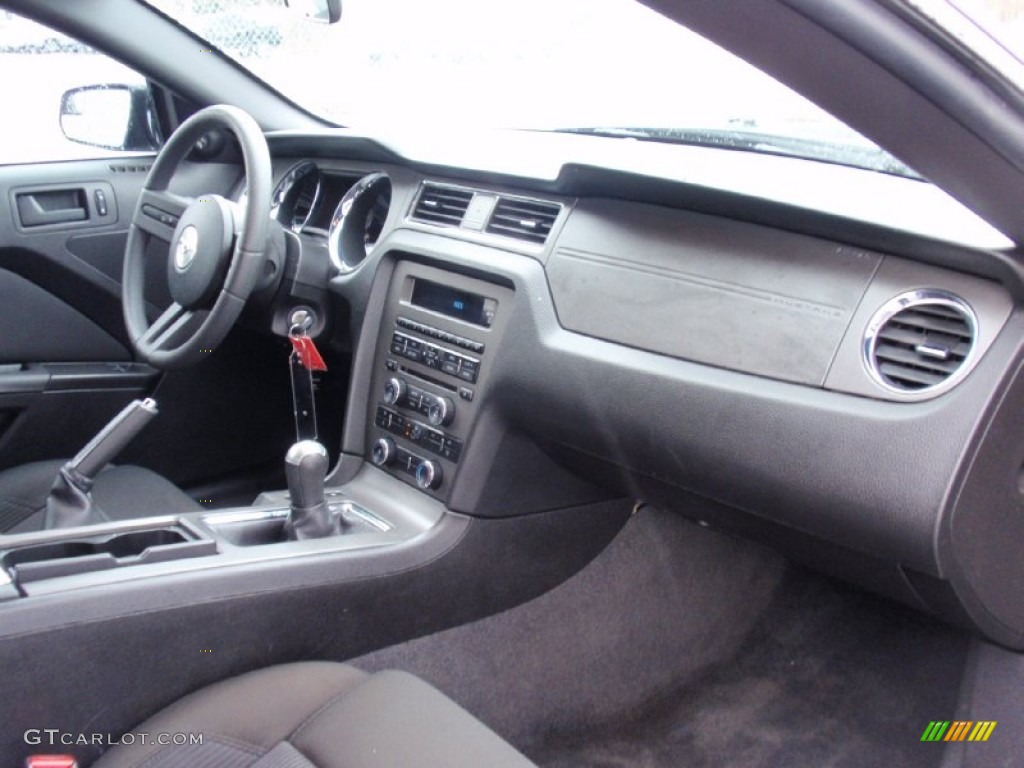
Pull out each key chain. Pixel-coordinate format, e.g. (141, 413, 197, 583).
(288, 320, 327, 442)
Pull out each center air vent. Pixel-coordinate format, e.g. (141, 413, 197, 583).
(486, 196, 561, 245)
(411, 184, 473, 227)
(864, 290, 977, 394)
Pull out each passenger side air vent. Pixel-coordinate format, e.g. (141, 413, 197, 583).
(486, 196, 561, 245)
(411, 184, 473, 227)
(864, 291, 976, 393)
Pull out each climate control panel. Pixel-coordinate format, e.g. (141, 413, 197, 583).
(383, 378, 457, 427)
(370, 437, 444, 490)
(374, 406, 462, 463)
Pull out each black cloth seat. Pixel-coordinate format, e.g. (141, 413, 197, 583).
(0, 460, 200, 533)
(93, 662, 537, 768)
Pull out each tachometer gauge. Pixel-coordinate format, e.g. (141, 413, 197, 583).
(328, 172, 392, 274)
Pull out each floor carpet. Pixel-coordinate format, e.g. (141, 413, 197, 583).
(355, 505, 970, 767)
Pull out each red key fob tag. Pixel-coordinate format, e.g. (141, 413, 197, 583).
(25, 758, 78, 768)
(289, 334, 328, 372)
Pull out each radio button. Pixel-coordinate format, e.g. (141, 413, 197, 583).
(425, 430, 445, 452)
(441, 439, 462, 462)
(407, 387, 424, 410)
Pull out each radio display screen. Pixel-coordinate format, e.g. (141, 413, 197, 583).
(411, 279, 494, 327)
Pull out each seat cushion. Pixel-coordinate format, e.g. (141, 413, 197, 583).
(0, 460, 201, 533)
(92, 662, 537, 768)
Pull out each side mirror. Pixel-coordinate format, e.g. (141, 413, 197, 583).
(285, 0, 342, 24)
(60, 84, 162, 152)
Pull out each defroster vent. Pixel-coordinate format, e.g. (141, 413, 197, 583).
(411, 184, 473, 227)
(864, 290, 977, 394)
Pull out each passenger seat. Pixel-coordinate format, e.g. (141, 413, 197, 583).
(92, 662, 536, 767)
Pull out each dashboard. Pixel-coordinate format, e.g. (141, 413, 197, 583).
(255, 134, 1024, 650)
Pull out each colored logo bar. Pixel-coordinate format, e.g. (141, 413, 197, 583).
(921, 721, 996, 742)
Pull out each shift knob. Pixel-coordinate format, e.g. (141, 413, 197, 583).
(284, 440, 335, 539)
(285, 440, 328, 509)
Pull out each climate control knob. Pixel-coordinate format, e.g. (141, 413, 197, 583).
(371, 437, 396, 467)
(415, 459, 443, 490)
(426, 396, 455, 427)
(383, 377, 406, 406)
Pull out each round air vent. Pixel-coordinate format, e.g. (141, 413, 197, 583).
(863, 290, 977, 395)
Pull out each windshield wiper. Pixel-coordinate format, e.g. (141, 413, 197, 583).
(552, 126, 919, 179)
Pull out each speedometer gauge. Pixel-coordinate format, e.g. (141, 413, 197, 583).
(328, 172, 392, 274)
(270, 161, 321, 233)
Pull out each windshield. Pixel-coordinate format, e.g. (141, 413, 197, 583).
(143, 0, 915, 175)
(902, 0, 1024, 90)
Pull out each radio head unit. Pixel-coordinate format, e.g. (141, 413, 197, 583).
(366, 262, 514, 500)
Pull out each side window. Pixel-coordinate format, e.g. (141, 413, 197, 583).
(0, 11, 162, 166)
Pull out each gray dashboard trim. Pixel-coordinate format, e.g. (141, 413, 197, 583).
(306, 154, 1021, 644)
(549, 199, 881, 387)
(354, 227, 1007, 579)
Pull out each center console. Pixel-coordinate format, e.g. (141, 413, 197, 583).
(0, 260, 517, 602)
(365, 261, 515, 499)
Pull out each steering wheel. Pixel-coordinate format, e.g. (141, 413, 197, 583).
(123, 105, 272, 369)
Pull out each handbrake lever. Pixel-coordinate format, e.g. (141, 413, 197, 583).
(44, 398, 159, 529)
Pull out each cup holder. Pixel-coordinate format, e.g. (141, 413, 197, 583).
(1, 524, 216, 583)
(210, 517, 286, 547)
(203, 502, 391, 547)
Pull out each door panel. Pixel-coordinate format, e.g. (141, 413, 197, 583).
(0, 158, 158, 470)
(0, 156, 302, 493)
(0, 157, 152, 346)
(0, 268, 128, 361)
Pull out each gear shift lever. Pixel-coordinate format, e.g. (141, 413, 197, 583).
(282, 440, 337, 539)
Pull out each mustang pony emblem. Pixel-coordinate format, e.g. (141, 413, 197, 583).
(174, 225, 199, 271)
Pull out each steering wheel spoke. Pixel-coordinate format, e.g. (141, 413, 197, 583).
(139, 303, 204, 353)
(133, 189, 193, 242)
